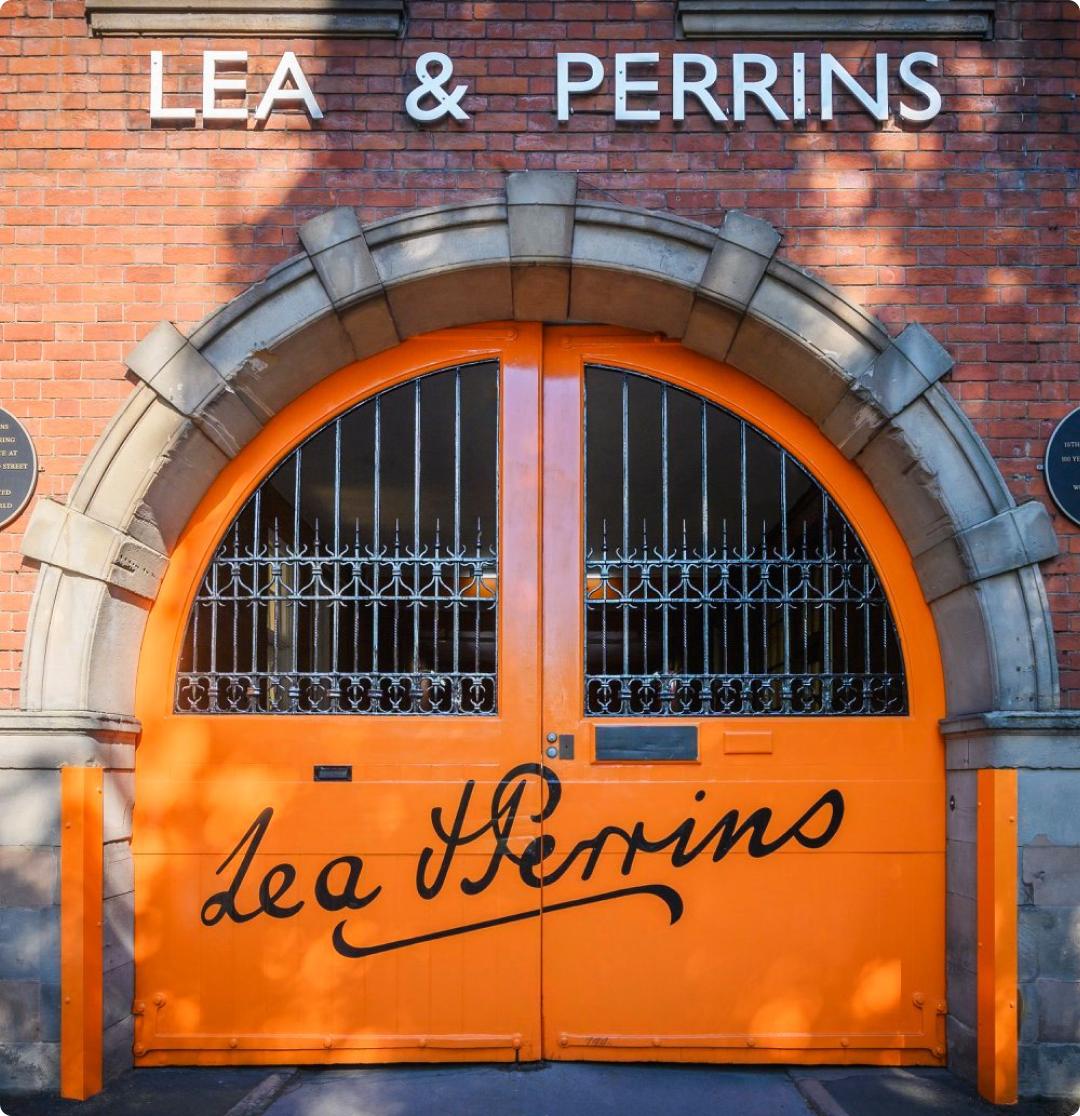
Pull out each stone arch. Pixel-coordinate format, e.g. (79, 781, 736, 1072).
(20, 170, 1060, 724)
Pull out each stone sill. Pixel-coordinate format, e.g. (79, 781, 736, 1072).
(677, 1, 996, 40)
(85, 0, 406, 38)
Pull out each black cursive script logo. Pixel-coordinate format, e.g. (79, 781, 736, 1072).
(201, 763, 844, 958)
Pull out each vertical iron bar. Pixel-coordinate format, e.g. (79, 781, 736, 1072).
(621, 373, 630, 710)
(292, 447, 302, 680)
(661, 384, 670, 679)
(701, 401, 710, 683)
(251, 487, 261, 682)
(453, 370, 462, 680)
(781, 454, 791, 679)
(331, 417, 342, 683)
(412, 378, 422, 690)
(821, 490, 832, 706)
(372, 396, 381, 680)
(740, 422, 750, 686)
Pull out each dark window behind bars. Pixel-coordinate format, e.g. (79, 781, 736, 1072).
(584, 367, 907, 716)
(176, 362, 499, 714)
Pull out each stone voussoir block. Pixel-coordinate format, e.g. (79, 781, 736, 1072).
(125, 321, 232, 420)
(299, 209, 385, 309)
(506, 170, 578, 262)
(820, 322, 954, 460)
(698, 210, 782, 310)
(21, 500, 168, 604)
(914, 501, 1059, 604)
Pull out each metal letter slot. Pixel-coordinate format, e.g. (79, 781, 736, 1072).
(314, 765, 353, 782)
(594, 726, 698, 762)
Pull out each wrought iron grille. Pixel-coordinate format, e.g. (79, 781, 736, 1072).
(176, 362, 499, 714)
(584, 367, 907, 717)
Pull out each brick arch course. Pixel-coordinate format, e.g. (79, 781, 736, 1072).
(20, 170, 1059, 723)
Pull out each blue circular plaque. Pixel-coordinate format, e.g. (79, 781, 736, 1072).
(0, 409, 38, 529)
(1044, 407, 1080, 527)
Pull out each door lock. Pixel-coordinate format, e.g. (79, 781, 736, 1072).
(545, 733, 575, 759)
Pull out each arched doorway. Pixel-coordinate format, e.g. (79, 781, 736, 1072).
(132, 324, 946, 1066)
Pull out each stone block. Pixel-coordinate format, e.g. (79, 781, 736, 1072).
(0, 714, 136, 771)
(507, 173, 576, 324)
(946, 961, 976, 1030)
(1032, 978, 1080, 1045)
(0, 770, 60, 847)
(943, 712, 1080, 772)
(39, 982, 59, 1043)
(70, 387, 224, 556)
(727, 313, 849, 425)
(1021, 770, 1080, 846)
(338, 297, 401, 361)
(915, 502, 1060, 603)
(103, 1014, 134, 1085)
(192, 256, 338, 378)
(21, 500, 167, 604)
(745, 261, 885, 383)
(821, 323, 953, 460)
(570, 269, 696, 340)
(946, 838, 976, 902)
(945, 1014, 977, 1088)
(102, 892, 134, 969)
(0, 849, 57, 909)
(299, 207, 365, 258)
(856, 419, 954, 558)
(1023, 846, 1080, 908)
(228, 311, 358, 421)
(1019, 906, 1080, 982)
(506, 170, 577, 261)
(946, 770, 977, 845)
(388, 266, 515, 338)
(1019, 981, 1039, 1044)
(572, 204, 712, 318)
(84, 589, 152, 719)
(860, 322, 952, 418)
(680, 297, 742, 364)
(103, 771, 134, 844)
(370, 202, 510, 289)
(698, 211, 781, 310)
(123, 321, 187, 385)
(300, 210, 386, 313)
(506, 170, 578, 209)
(817, 389, 885, 462)
(104, 840, 133, 901)
(26, 574, 150, 716)
(928, 585, 996, 717)
(0, 983, 39, 1042)
(1020, 1042, 1080, 1100)
(126, 322, 230, 419)
(193, 387, 265, 462)
(946, 891, 977, 976)
(0, 908, 59, 982)
(0, 1040, 60, 1093)
(104, 961, 134, 1030)
(511, 265, 571, 325)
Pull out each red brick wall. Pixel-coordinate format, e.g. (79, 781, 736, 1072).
(0, 1, 1078, 705)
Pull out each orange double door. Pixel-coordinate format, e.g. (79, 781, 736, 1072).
(134, 325, 946, 1067)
